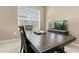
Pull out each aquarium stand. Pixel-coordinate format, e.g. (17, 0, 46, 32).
(48, 29, 69, 35)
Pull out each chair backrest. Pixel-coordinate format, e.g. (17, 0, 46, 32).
(25, 25, 33, 31)
(19, 26, 29, 53)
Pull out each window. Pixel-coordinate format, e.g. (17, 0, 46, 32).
(18, 7, 40, 30)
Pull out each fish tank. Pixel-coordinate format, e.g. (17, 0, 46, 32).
(49, 20, 68, 30)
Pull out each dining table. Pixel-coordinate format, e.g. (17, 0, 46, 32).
(25, 30, 76, 53)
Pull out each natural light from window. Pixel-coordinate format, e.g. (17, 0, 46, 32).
(18, 7, 40, 31)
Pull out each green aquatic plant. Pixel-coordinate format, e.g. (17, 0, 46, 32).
(49, 20, 68, 30)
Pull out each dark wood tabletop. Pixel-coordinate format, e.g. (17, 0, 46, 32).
(25, 31, 76, 53)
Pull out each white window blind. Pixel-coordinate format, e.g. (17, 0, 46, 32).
(18, 7, 40, 21)
(18, 7, 40, 30)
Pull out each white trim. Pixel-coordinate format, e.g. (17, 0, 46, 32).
(0, 39, 20, 43)
(71, 43, 79, 47)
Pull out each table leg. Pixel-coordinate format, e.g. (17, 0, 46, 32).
(57, 47, 66, 53)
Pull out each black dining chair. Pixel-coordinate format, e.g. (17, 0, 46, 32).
(25, 25, 33, 31)
(19, 26, 35, 53)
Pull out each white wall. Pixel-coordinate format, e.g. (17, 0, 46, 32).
(0, 6, 18, 41)
(46, 6, 79, 44)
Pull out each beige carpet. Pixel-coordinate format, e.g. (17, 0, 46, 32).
(65, 43, 79, 53)
(0, 39, 21, 53)
(0, 39, 79, 53)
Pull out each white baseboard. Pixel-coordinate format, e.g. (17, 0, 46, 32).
(71, 43, 79, 47)
(0, 38, 20, 43)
